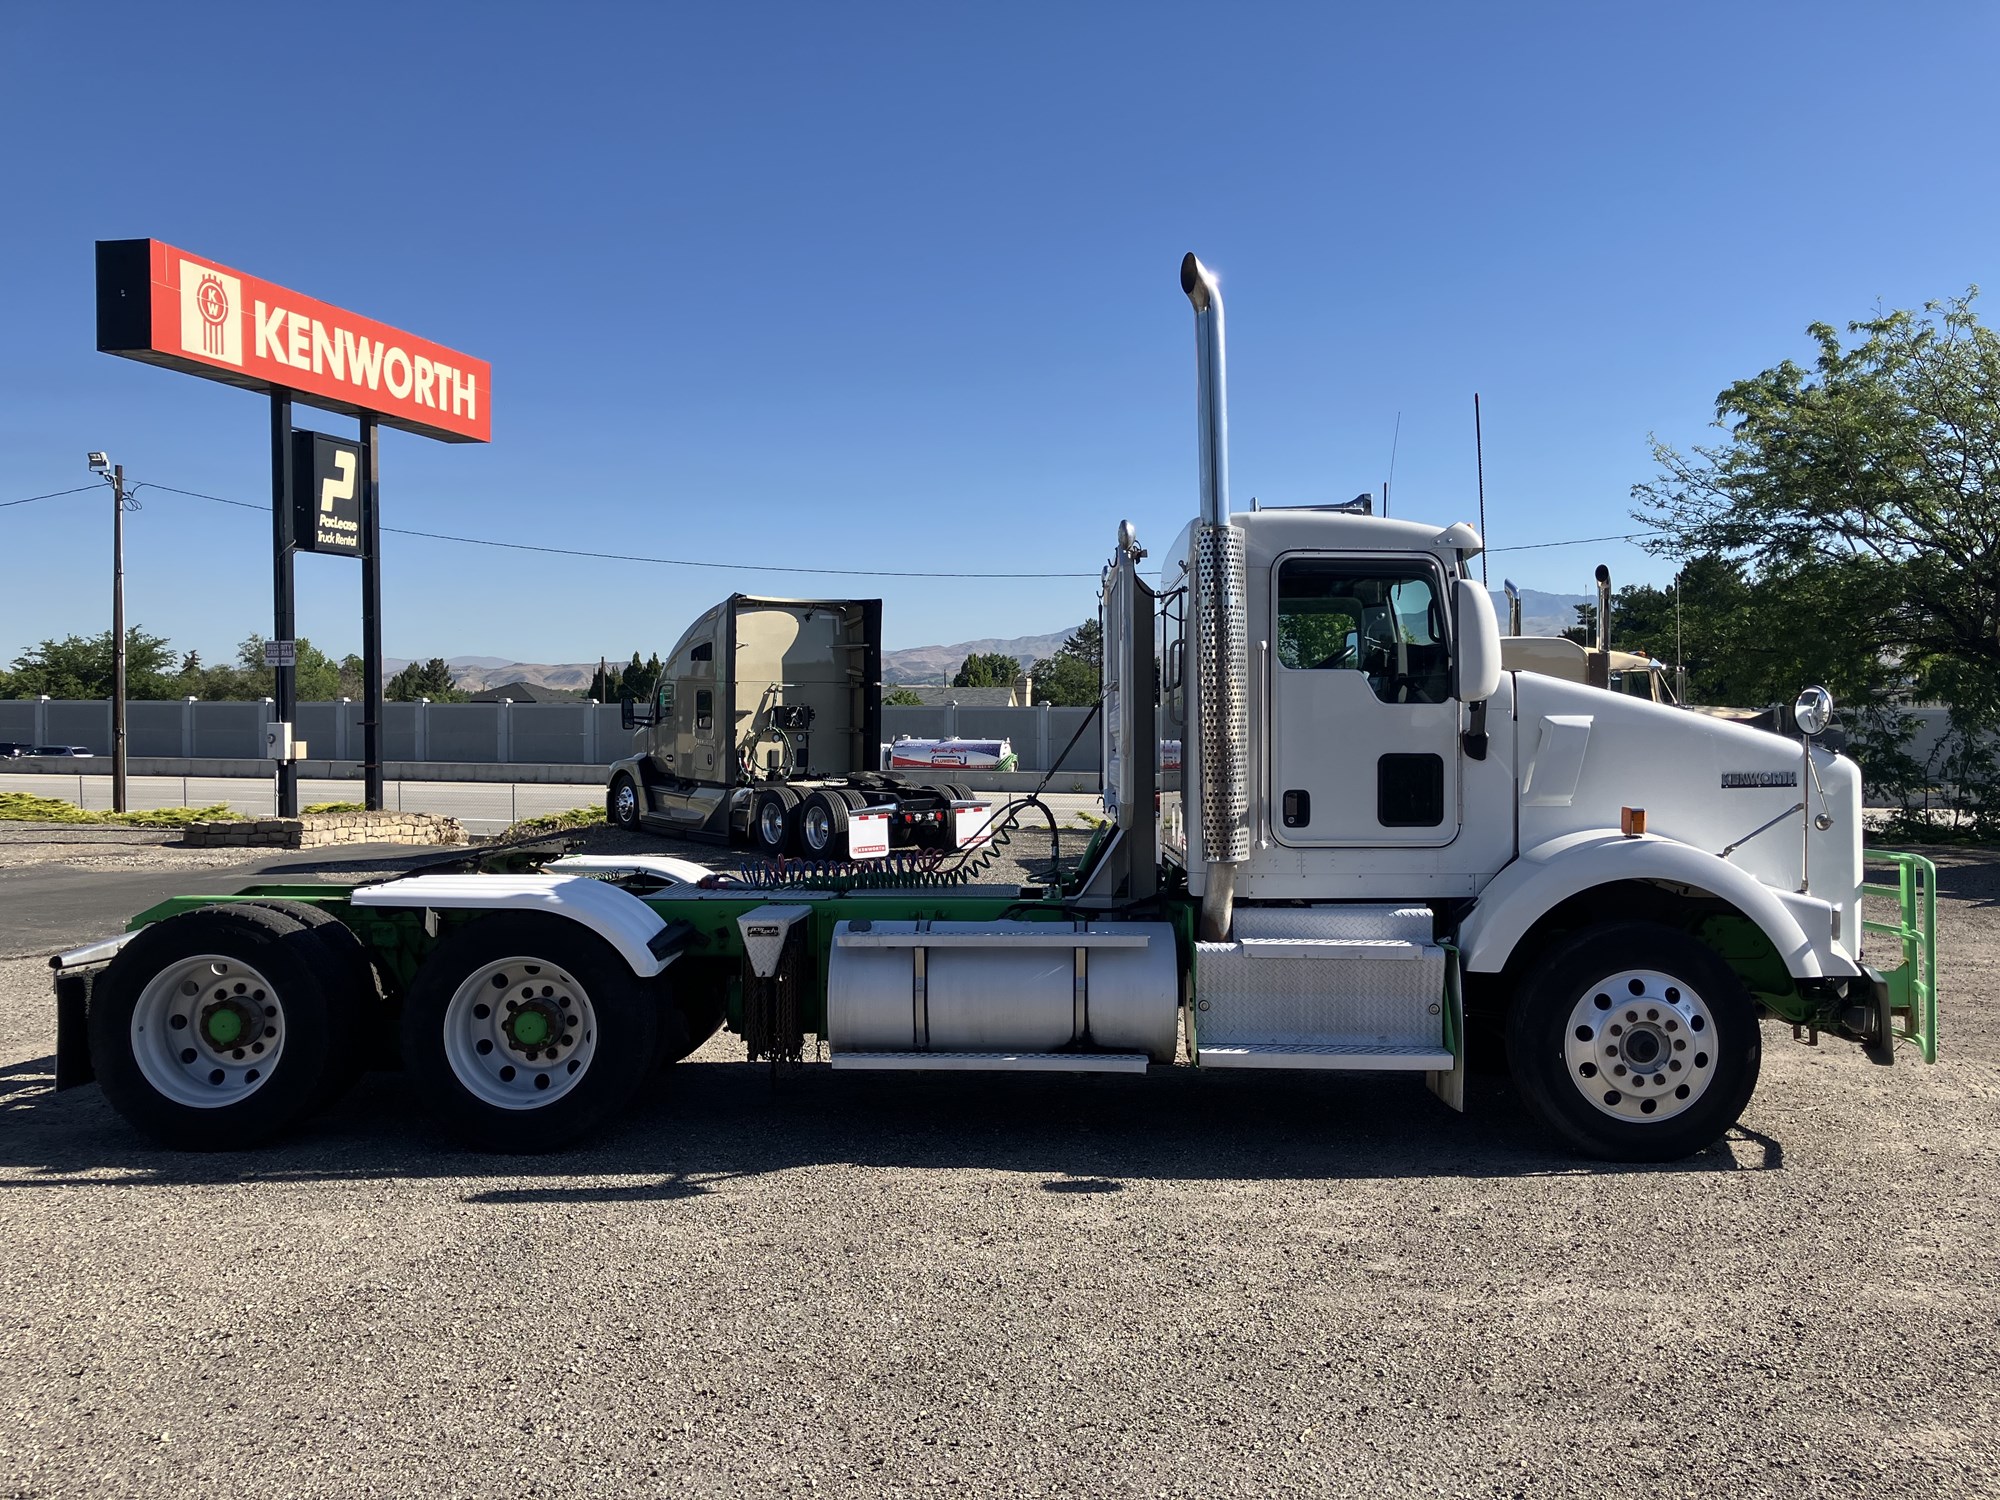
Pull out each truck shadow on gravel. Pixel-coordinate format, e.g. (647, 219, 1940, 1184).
(1866, 844, 2000, 907)
(0, 1052, 1782, 1192)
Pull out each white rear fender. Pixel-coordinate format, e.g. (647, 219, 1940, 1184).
(1459, 830, 1860, 981)
(351, 874, 677, 977)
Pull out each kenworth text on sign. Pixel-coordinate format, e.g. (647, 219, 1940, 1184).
(94, 239, 490, 444)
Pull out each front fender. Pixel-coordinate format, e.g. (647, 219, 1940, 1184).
(1459, 830, 1859, 980)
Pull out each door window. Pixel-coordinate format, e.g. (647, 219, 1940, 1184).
(1276, 560, 1452, 704)
(695, 689, 714, 735)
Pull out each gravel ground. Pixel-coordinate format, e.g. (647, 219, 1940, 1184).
(1, 831, 1996, 1498)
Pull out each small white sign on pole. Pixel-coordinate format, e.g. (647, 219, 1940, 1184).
(264, 639, 297, 668)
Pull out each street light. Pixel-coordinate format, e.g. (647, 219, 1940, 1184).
(87, 451, 131, 812)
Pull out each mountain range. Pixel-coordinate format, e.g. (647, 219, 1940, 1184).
(385, 590, 1588, 693)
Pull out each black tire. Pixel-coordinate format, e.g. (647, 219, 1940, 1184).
(231, 898, 384, 1111)
(943, 782, 974, 802)
(399, 912, 660, 1152)
(88, 905, 340, 1150)
(836, 789, 869, 811)
(607, 773, 644, 832)
(751, 788, 798, 857)
(796, 790, 850, 859)
(1505, 920, 1761, 1162)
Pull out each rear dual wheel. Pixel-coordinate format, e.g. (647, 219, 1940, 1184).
(90, 905, 353, 1150)
(795, 790, 850, 860)
(751, 788, 799, 858)
(398, 913, 659, 1152)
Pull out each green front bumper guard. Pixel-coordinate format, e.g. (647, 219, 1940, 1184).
(1864, 851, 1939, 1064)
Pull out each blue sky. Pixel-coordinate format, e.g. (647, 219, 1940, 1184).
(2, 2, 1994, 668)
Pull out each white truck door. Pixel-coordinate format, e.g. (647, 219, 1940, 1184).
(1269, 553, 1461, 847)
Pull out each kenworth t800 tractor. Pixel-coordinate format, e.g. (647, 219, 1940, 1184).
(50, 255, 1936, 1162)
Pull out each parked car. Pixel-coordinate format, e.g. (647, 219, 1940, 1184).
(29, 746, 94, 758)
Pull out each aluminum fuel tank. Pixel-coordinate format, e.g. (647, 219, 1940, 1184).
(827, 920, 1180, 1061)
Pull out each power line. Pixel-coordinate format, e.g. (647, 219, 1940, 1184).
(1496, 528, 1664, 552)
(380, 524, 1101, 579)
(133, 482, 1103, 579)
(9, 479, 1668, 575)
(0, 485, 99, 508)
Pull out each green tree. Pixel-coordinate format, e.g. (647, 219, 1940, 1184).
(228, 635, 344, 701)
(6, 627, 177, 699)
(1030, 619, 1104, 707)
(953, 652, 1020, 689)
(884, 687, 925, 706)
(1558, 603, 1598, 647)
(337, 654, 368, 699)
(386, 658, 465, 702)
(1634, 289, 2000, 826)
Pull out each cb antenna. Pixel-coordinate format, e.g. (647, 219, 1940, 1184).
(1384, 410, 1402, 519)
(1473, 392, 1489, 584)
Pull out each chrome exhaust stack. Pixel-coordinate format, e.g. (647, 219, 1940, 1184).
(1181, 254, 1250, 941)
(1503, 578, 1522, 636)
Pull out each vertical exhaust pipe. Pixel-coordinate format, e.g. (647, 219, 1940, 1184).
(1503, 578, 1522, 637)
(1587, 563, 1613, 689)
(1181, 254, 1250, 941)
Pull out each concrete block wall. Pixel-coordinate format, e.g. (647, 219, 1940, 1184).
(4, 697, 1105, 775)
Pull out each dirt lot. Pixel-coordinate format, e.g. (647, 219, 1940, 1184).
(1, 825, 1996, 1499)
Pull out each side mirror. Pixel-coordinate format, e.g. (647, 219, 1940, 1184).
(1454, 577, 1502, 702)
(620, 696, 654, 730)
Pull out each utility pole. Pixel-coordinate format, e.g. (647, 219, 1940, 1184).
(112, 462, 127, 813)
(88, 452, 129, 812)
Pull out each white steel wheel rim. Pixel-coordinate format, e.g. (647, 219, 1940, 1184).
(442, 956, 599, 1111)
(130, 953, 286, 1109)
(801, 803, 832, 851)
(612, 781, 638, 824)
(758, 800, 787, 847)
(1564, 968, 1719, 1124)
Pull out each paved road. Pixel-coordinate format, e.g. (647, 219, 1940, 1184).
(1, 774, 1105, 837)
(0, 838, 454, 960)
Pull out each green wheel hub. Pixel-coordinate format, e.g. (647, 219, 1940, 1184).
(200, 1000, 254, 1048)
(508, 1007, 553, 1048)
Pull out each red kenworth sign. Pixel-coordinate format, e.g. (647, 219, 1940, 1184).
(95, 239, 490, 444)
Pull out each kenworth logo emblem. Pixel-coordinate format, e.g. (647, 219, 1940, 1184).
(1721, 770, 1799, 789)
(179, 261, 242, 365)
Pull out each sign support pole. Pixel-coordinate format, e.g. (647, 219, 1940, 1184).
(359, 416, 385, 812)
(271, 389, 298, 818)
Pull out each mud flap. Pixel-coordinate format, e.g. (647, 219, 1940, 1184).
(54, 968, 96, 1091)
(1426, 945, 1466, 1112)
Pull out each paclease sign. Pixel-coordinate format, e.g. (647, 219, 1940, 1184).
(96, 239, 491, 444)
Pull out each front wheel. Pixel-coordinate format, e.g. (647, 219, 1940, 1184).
(607, 773, 643, 832)
(399, 913, 659, 1152)
(1505, 921, 1761, 1162)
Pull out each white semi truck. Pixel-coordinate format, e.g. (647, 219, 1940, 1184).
(50, 254, 1935, 1162)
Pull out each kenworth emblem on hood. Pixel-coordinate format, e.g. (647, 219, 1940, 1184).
(1721, 770, 1799, 789)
